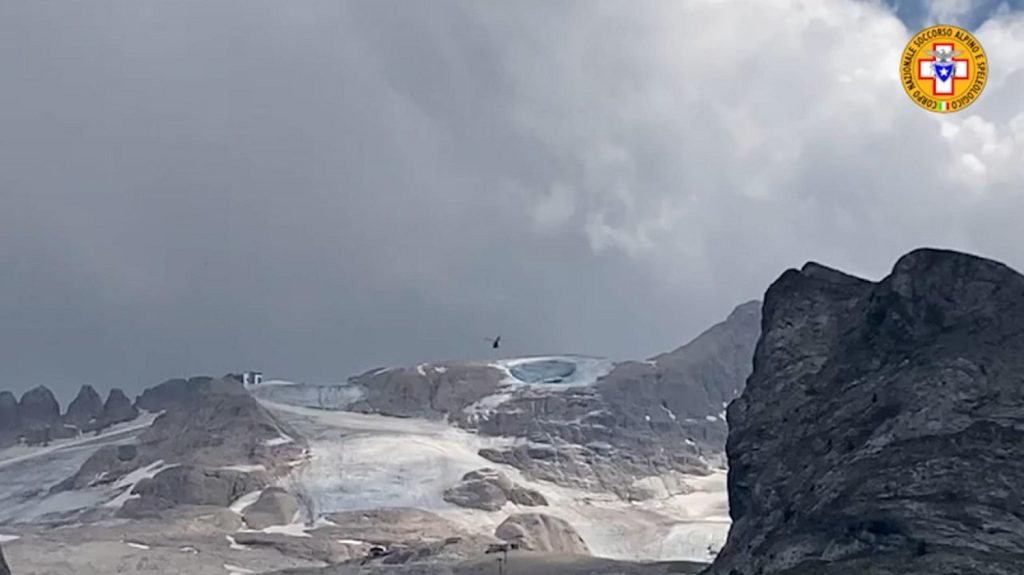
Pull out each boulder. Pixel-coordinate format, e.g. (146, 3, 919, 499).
(443, 478, 507, 512)
(243, 487, 301, 529)
(64, 385, 103, 428)
(443, 468, 547, 511)
(507, 485, 548, 507)
(494, 513, 589, 555)
(708, 249, 1024, 575)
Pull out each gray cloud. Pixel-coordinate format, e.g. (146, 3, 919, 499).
(2, 0, 1023, 400)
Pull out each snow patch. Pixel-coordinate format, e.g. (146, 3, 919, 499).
(229, 490, 263, 514)
(226, 535, 248, 551)
(224, 564, 256, 575)
(218, 460, 266, 470)
(659, 404, 678, 421)
(0, 534, 19, 543)
(257, 523, 311, 538)
(434, 366, 448, 374)
(705, 415, 717, 423)
(265, 434, 293, 447)
(125, 542, 151, 550)
(105, 460, 177, 509)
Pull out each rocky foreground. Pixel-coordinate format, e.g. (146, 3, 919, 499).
(709, 248, 1024, 575)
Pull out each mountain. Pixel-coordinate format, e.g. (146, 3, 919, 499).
(708, 249, 1024, 575)
(64, 385, 104, 428)
(0, 383, 144, 450)
(0, 302, 760, 574)
(253, 301, 761, 502)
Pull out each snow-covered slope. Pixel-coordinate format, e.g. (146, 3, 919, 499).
(262, 400, 729, 562)
(0, 412, 160, 525)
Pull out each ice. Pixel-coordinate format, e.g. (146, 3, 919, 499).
(263, 401, 730, 562)
(491, 355, 615, 387)
(0, 412, 158, 472)
(0, 413, 160, 525)
(248, 381, 364, 411)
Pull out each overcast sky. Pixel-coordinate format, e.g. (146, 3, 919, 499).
(2, 0, 1023, 399)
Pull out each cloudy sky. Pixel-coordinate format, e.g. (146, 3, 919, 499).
(1, 0, 1023, 399)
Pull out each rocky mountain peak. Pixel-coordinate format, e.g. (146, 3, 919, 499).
(65, 385, 104, 427)
(17, 386, 60, 429)
(710, 248, 1024, 575)
(0, 392, 18, 432)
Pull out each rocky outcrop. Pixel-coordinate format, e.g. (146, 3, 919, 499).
(64, 385, 104, 428)
(17, 386, 60, 430)
(119, 465, 269, 518)
(708, 249, 1024, 575)
(243, 487, 301, 529)
(345, 364, 506, 419)
(0, 542, 9, 575)
(134, 376, 241, 412)
(495, 513, 589, 555)
(58, 376, 303, 521)
(442, 468, 546, 511)
(85, 388, 139, 432)
(136, 381, 301, 469)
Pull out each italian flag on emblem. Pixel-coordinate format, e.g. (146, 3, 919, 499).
(937, 101, 950, 111)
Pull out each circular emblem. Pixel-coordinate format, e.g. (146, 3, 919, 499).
(900, 25, 988, 113)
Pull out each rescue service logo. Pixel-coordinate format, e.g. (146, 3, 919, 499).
(900, 25, 988, 113)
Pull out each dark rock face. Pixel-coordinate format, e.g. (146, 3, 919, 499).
(87, 388, 139, 431)
(0, 392, 19, 447)
(495, 513, 589, 554)
(708, 249, 1024, 575)
(17, 386, 60, 429)
(64, 385, 104, 428)
(0, 542, 9, 575)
